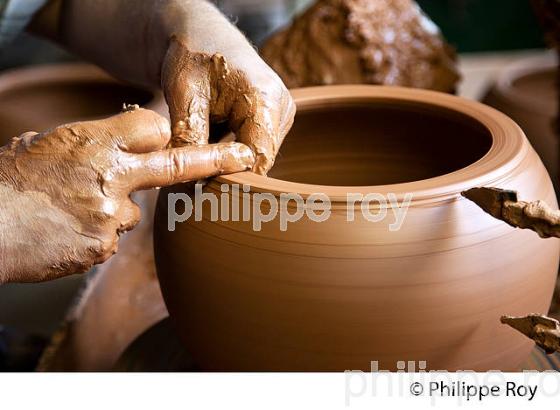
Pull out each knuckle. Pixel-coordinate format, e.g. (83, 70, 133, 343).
(91, 235, 118, 264)
(99, 236, 117, 257)
(120, 203, 141, 233)
(167, 150, 186, 183)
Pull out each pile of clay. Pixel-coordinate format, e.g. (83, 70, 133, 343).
(261, 0, 459, 92)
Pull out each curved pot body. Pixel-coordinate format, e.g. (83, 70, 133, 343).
(483, 53, 558, 189)
(155, 85, 559, 371)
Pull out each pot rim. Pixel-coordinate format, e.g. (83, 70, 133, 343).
(215, 85, 529, 204)
(0, 62, 163, 110)
(491, 52, 557, 117)
(0, 62, 115, 91)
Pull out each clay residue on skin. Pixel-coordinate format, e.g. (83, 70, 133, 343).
(0, 108, 254, 283)
(41, 0, 295, 176)
(261, 0, 459, 92)
(501, 314, 560, 354)
(0, 184, 98, 283)
(163, 37, 295, 174)
(38, 190, 168, 371)
(462, 187, 560, 239)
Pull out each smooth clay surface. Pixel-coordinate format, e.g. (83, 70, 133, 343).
(154, 85, 560, 371)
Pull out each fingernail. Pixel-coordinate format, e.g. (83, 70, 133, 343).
(170, 120, 187, 146)
(252, 153, 273, 176)
(223, 143, 255, 172)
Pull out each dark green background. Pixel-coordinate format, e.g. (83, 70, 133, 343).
(418, 0, 545, 51)
(0, 0, 550, 71)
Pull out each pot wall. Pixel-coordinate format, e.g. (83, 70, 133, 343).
(155, 86, 560, 371)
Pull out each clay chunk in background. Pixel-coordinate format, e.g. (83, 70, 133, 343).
(261, 0, 459, 92)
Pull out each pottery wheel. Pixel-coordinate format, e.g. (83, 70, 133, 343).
(114, 318, 560, 372)
(113, 318, 195, 371)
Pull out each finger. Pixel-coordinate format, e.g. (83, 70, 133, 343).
(231, 87, 296, 175)
(116, 199, 142, 234)
(127, 142, 255, 191)
(65, 107, 171, 154)
(162, 38, 212, 147)
(106, 107, 171, 153)
(10, 131, 40, 147)
(18, 131, 39, 140)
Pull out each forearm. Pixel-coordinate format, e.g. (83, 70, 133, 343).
(30, 0, 256, 88)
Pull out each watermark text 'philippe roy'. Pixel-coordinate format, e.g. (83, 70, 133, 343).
(168, 184, 413, 232)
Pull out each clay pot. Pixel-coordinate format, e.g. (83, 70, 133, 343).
(154, 85, 560, 371)
(0, 63, 166, 145)
(483, 53, 558, 188)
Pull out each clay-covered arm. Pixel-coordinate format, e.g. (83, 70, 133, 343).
(462, 187, 560, 238)
(31, 0, 295, 174)
(0, 107, 254, 284)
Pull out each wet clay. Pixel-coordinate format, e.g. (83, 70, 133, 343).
(154, 86, 559, 371)
(38, 190, 168, 371)
(0, 64, 173, 370)
(42, 0, 295, 174)
(162, 38, 295, 174)
(267, 102, 491, 185)
(0, 107, 254, 284)
(502, 315, 560, 354)
(261, 0, 459, 92)
(462, 187, 560, 239)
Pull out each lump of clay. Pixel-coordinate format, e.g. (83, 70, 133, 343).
(261, 0, 459, 92)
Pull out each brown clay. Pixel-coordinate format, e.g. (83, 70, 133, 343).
(0, 104, 254, 283)
(36, 0, 296, 174)
(162, 38, 295, 175)
(463, 187, 560, 239)
(38, 190, 168, 371)
(502, 315, 560, 354)
(154, 85, 560, 371)
(0, 63, 171, 368)
(261, 0, 459, 92)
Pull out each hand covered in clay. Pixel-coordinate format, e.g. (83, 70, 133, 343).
(0, 108, 254, 283)
(33, 0, 295, 174)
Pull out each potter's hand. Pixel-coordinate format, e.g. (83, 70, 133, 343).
(32, 0, 295, 174)
(0, 108, 254, 283)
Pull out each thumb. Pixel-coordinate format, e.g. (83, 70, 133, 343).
(127, 142, 255, 191)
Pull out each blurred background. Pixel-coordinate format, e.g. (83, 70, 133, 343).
(0, 0, 548, 72)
